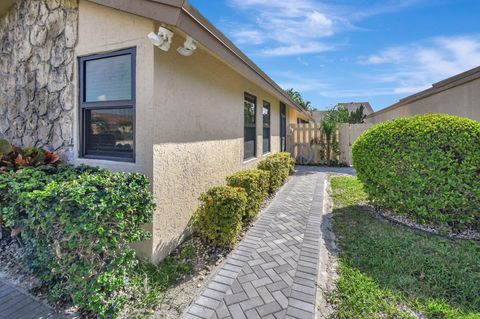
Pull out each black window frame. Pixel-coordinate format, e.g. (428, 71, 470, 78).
(280, 102, 287, 152)
(262, 101, 271, 154)
(78, 48, 136, 162)
(244, 92, 257, 160)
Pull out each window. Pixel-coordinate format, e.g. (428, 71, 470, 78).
(79, 48, 136, 161)
(244, 93, 256, 160)
(280, 102, 286, 152)
(297, 118, 309, 124)
(263, 101, 271, 154)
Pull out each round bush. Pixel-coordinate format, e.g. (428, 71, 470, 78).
(193, 186, 247, 247)
(352, 114, 480, 230)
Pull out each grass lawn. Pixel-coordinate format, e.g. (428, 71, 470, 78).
(329, 176, 480, 319)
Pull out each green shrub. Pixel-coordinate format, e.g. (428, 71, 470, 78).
(227, 169, 269, 220)
(0, 164, 97, 228)
(193, 186, 247, 246)
(352, 114, 480, 230)
(271, 152, 295, 174)
(5, 167, 154, 318)
(258, 152, 294, 193)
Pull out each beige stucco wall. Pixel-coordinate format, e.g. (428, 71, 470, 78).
(150, 30, 305, 261)
(74, 0, 155, 177)
(73, 1, 306, 262)
(367, 77, 480, 124)
(340, 76, 480, 167)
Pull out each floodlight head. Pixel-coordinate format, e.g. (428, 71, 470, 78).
(148, 26, 174, 51)
(177, 36, 198, 56)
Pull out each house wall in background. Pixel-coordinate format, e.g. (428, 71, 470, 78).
(367, 71, 480, 124)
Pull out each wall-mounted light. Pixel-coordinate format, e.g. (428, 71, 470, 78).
(147, 27, 174, 51)
(177, 36, 198, 56)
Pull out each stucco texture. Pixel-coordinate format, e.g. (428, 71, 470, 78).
(368, 77, 480, 124)
(150, 29, 308, 261)
(74, 1, 307, 262)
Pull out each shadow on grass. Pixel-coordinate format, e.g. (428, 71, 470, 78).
(331, 204, 480, 316)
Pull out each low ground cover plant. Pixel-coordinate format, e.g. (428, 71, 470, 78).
(352, 114, 480, 230)
(227, 169, 269, 220)
(330, 176, 480, 319)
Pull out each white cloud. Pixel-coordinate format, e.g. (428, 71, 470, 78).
(275, 71, 327, 92)
(226, 0, 343, 56)
(226, 0, 424, 57)
(260, 43, 335, 57)
(358, 36, 480, 94)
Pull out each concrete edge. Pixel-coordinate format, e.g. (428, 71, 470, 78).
(315, 175, 340, 319)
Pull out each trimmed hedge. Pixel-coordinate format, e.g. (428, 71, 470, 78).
(258, 152, 295, 193)
(227, 169, 269, 220)
(0, 164, 97, 228)
(0, 165, 155, 317)
(192, 186, 247, 247)
(352, 114, 480, 230)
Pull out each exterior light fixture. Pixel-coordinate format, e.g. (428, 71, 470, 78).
(148, 26, 174, 51)
(177, 36, 198, 56)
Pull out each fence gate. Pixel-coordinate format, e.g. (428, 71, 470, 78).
(288, 123, 339, 165)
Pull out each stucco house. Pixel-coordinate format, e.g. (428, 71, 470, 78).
(366, 66, 480, 123)
(0, 0, 311, 262)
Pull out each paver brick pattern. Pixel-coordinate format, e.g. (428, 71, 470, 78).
(0, 279, 63, 319)
(185, 168, 326, 319)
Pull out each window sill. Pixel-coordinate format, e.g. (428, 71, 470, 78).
(263, 152, 271, 156)
(242, 157, 257, 164)
(79, 155, 136, 164)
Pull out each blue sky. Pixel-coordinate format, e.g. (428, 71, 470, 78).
(188, 0, 480, 111)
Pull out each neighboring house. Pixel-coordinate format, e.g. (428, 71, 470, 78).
(0, 0, 311, 262)
(338, 66, 480, 166)
(367, 66, 480, 123)
(312, 102, 373, 123)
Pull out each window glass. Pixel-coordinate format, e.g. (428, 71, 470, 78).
(263, 102, 271, 154)
(244, 98, 256, 127)
(244, 93, 256, 159)
(84, 108, 134, 159)
(85, 54, 132, 102)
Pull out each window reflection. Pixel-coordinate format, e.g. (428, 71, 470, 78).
(85, 108, 133, 159)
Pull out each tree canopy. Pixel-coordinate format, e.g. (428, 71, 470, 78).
(285, 88, 314, 112)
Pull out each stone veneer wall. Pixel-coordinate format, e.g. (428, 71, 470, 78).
(0, 0, 78, 159)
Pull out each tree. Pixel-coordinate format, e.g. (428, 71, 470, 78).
(348, 104, 367, 123)
(285, 88, 314, 112)
(320, 106, 348, 165)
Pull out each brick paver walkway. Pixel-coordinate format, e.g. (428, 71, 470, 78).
(0, 278, 63, 319)
(184, 166, 347, 319)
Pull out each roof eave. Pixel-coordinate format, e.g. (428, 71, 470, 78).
(85, 0, 311, 118)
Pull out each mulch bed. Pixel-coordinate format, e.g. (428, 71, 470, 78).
(363, 205, 480, 241)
